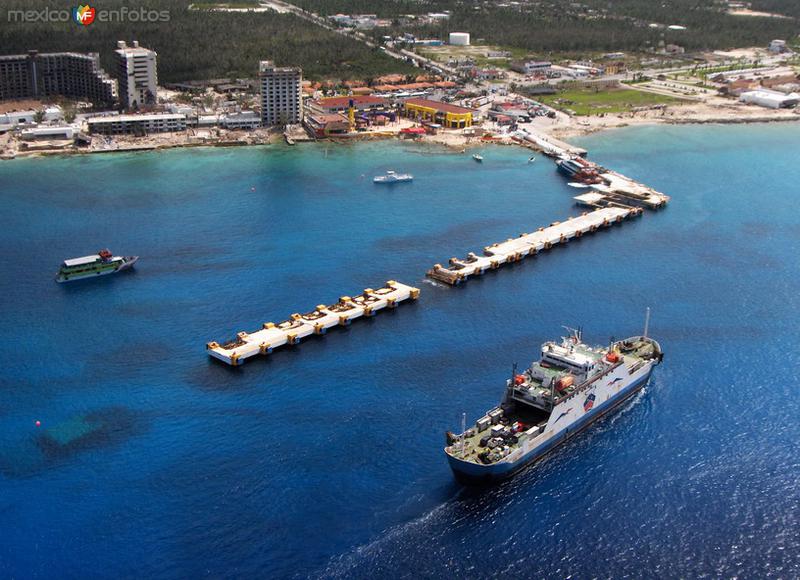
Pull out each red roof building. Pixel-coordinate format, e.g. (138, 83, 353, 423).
(309, 95, 389, 114)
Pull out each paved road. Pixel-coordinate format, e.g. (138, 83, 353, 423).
(267, 0, 460, 78)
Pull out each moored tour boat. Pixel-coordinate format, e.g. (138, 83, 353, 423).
(55, 249, 138, 283)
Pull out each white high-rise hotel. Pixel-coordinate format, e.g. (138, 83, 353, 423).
(115, 40, 158, 109)
(259, 60, 302, 126)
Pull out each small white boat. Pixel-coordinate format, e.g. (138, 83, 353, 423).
(374, 170, 413, 184)
(472, 154, 483, 163)
(528, 156, 537, 163)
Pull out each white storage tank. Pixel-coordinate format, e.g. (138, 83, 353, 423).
(449, 32, 470, 46)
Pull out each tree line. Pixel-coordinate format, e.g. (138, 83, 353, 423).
(0, 0, 415, 82)
(293, 0, 799, 54)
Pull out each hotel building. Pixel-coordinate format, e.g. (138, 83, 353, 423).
(259, 60, 302, 126)
(87, 113, 186, 135)
(0, 50, 117, 106)
(114, 41, 158, 109)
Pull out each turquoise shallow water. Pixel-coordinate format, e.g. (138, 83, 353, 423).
(0, 125, 798, 578)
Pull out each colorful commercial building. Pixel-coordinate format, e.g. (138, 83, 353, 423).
(402, 98, 473, 129)
(303, 113, 350, 138)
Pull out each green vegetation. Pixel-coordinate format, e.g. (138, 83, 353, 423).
(0, 0, 415, 82)
(693, 62, 768, 80)
(537, 87, 684, 116)
(749, 0, 800, 18)
(294, 0, 799, 54)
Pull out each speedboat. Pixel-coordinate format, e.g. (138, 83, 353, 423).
(373, 170, 413, 184)
(472, 154, 483, 162)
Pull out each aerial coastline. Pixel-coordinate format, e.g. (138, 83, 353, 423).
(4, 101, 799, 161)
(2, 0, 800, 577)
(2, 26, 798, 161)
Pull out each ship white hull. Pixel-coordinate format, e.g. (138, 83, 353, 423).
(55, 256, 138, 283)
(448, 360, 655, 483)
(374, 177, 412, 183)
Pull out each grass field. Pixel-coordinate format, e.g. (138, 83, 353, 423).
(537, 87, 684, 116)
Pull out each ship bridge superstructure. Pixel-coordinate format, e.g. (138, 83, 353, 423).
(505, 334, 609, 412)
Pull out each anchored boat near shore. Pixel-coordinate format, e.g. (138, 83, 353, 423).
(55, 249, 138, 283)
(374, 170, 413, 184)
(445, 319, 662, 484)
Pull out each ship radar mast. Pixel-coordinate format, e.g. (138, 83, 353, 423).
(561, 325, 582, 343)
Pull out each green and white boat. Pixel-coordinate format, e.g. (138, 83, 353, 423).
(55, 249, 138, 283)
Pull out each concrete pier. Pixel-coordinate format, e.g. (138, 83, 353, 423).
(427, 206, 642, 285)
(513, 128, 670, 210)
(207, 280, 420, 365)
(514, 127, 587, 157)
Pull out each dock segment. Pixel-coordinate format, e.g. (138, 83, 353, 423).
(578, 171, 669, 210)
(560, 157, 670, 210)
(206, 280, 420, 366)
(426, 207, 641, 285)
(513, 128, 670, 210)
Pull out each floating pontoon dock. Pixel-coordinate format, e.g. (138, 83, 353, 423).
(587, 171, 670, 209)
(426, 206, 641, 285)
(207, 280, 420, 365)
(573, 180, 669, 210)
(561, 157, 670, 210)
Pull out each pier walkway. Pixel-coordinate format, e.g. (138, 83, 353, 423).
(514, 127, 587, 157)
(207, 281, 420, 365)
(513, 128, 670, 210)
(427, 206, 641, 285)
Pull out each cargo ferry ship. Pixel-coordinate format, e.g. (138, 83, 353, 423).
(55, 249, 138, 283)
(445, 324, 662, 484)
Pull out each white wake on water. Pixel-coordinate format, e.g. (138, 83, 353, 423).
(318, 492, 463, 578)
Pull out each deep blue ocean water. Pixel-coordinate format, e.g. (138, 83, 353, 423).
(0, 125, 798, 579)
